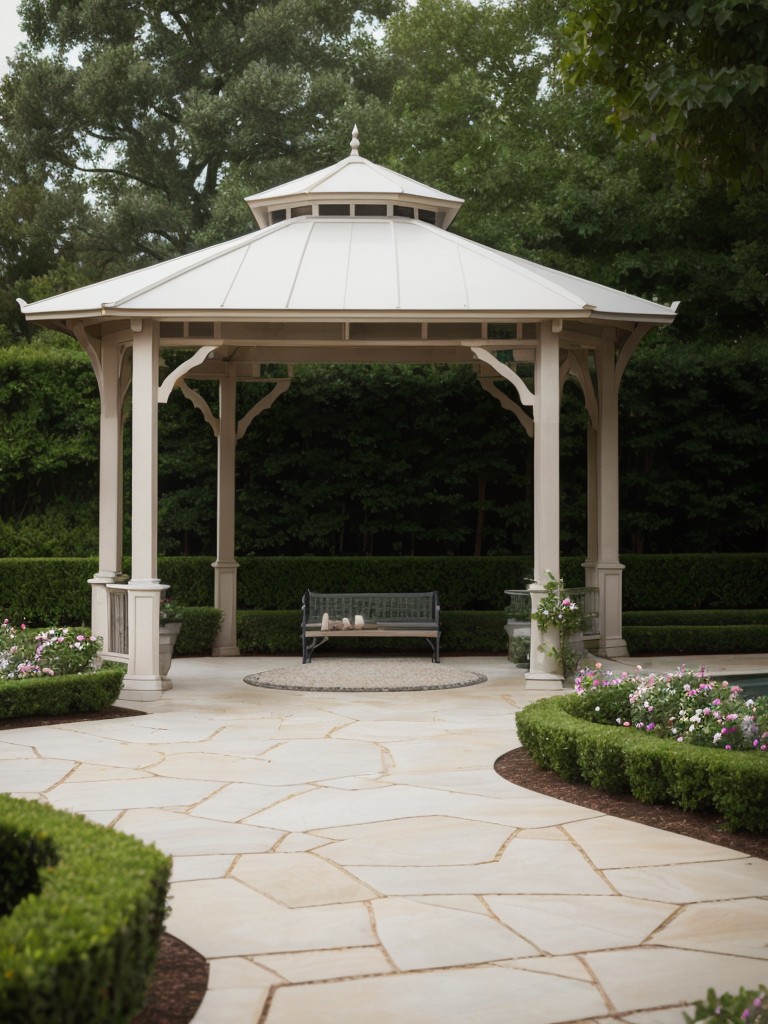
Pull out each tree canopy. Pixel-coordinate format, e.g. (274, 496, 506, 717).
(561, 0, 768, 191)
(1, 0, 767, 558)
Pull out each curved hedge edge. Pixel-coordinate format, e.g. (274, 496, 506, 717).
(0, 666, 125, 720)
(0, 795, 171, 1024)
(515, 696, 768, 834)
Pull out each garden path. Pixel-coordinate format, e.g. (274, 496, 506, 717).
(2, 654, 767, 1024)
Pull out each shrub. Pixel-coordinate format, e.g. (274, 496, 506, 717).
(0, 795, 171, 1024)
(516, 692, 768, 833)
(0, 666, 125, 720)
(173, 606, 223, 656)
(685, 984, 768, 1023)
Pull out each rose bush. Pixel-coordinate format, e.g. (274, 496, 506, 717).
(1, 620, 101, 680)
(575, 663, 768, 753)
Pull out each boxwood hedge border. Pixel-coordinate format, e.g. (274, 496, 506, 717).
(0, 666, 125, 720)
(0, 795, 171, 1024)
(515, 695, 768, 834)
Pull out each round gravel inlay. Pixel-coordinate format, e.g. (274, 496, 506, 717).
(244, 659, 487, 692)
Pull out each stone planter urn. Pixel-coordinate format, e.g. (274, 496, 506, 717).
(159, 621, 182, 678)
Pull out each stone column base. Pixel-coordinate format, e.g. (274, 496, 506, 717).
(120, 677, 164, 702)
(524, 671, 564, 690)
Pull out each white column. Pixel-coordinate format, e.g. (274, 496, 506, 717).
(526, 321, 564, 688)
(122, 321, 165, 701)
(582, 421, 598, 592)
(88, 340, 126, 655)
(212, 370, 240, 656)
(595, 336, 628, 657)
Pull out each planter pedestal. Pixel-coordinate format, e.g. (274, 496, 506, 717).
(159, 621, 182, 683)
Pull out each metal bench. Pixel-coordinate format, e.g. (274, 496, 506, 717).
(301, 590, 440, 664)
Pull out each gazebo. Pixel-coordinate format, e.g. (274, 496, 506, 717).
(20, 128, 677, 699)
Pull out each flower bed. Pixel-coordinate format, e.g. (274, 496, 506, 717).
(1, 621, 102, 679)
(515, 665, 768, 833)
(1, 620, 123, 719)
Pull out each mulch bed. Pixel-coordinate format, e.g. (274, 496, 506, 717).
(0, 706, 147, 730)
(130, 934, 209, 1024)
(5, 707, 766, 1022)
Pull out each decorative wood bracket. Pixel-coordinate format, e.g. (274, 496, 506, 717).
(237, 376, 293, 440)
(174, 371, 293, 440)
(562, 350, 598, 430)
(158, 346, 218, 403)
(469, 346, 535, 406)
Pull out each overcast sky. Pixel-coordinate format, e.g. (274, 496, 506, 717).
(0, 3, 26, 77)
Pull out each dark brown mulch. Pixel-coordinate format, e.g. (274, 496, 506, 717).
(131, 934, 209, 1024)
(0, 705, 146, 730)
(494, 746, 768, 861)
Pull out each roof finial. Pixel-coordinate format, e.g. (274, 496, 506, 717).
(350, 124, 361, 158)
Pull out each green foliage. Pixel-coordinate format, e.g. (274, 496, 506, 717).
(1, 0, 401, 295)
(0, 347, 99, 535)
(516, 695, 587, 782)
(0, 558, 97, 625)
(236, 608, 506, 655)
(237, 610, 301, 654)
(622, 554, 768, 609)
(576, 729, 629, 793)
(440, 611, 506, 654)
(0, 794, 170, 1024)
(622, 740, 674, 805)
(686, 984, 768, 1024)
(561, 0, 768, 191)
(516, 694, 768, 833)
(625, 625, 768, 657)
(625, 609, 768, 625)
(0, 666, 125, 719)
(620, 341, 768, 552)
(173, 607, 223, 657)
(531, 572, 585, 677)
(236, 554, 539, 610)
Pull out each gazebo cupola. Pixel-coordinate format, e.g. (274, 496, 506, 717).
(20, 127, 677, 700)
(245, 126, 463, 230)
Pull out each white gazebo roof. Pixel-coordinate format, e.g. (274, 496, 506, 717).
(20, 216, 676, 323)
(244, 128, 464, 229)
(20, 127, 676, 329)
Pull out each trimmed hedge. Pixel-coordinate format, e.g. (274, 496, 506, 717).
(515, 695, 768, 833)
(236, 609, 508, 656)
(0, 666, 125, 720)
(174, 606, 223, 656)
(0, 795, 171, 1023)
(624, 609, 768, 625)
(621, 553, 768, 611)
(624, 624, 768, 656)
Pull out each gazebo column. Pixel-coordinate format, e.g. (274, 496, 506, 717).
(88, 340, 125, 654)
(595, 337, 628, 658)
(526, 321, 564, 688)
(582, 421, 599, 591)
(122, 321, 165, 701)
(212, 369, 240, 656)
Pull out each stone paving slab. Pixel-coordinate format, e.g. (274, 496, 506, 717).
(1, 654, 766, 1024)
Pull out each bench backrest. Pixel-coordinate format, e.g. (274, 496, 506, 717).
(302, 591, 439, 624)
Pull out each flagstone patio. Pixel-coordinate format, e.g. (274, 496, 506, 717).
(2, 654, 767, 1024)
